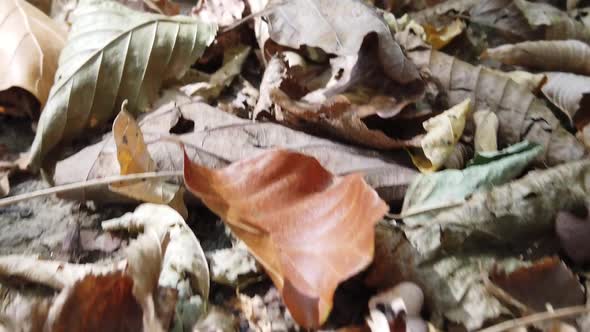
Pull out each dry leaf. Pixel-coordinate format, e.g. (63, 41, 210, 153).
(192, 0, 245, 27)
(542, 72, 590, 128)
(469, 0, 538, 42)
(183, 149, 389, 327)
(402, 37, 585, 165)
(54, 93, 419, 203)
(493, 70, 547, 93)
(264, 0, 421, 84)
(0, 0, 66, 107)
(473, 110, 499, 152)
(514, 0, 590, 42)
(110, 105, 187, 217)
(424, 19, 465, 50)
(412, 99, 471, 173)
(555, 208, 590, 265)
(490, 257, 585, 312)
(118, 0, 180, 15)
(411, 0, 478, 25)
(207, 241, 259, 286)
(253, 55, 287, 118)
(483, 40, 590, 76)
(28, 0, 217, 169)
(0, 294, 51, 332)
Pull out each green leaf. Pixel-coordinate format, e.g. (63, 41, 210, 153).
(402, 141, 542, 219)
(28, 0, 217, 170)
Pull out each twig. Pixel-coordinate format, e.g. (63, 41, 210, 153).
(0, 171, 183, 208)
(477, 306, 590, 332)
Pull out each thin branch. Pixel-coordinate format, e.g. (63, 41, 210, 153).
(477, 306, 590, 332)
(0, 171, 183, 208)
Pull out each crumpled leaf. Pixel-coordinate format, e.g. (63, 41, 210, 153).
(542, 72, 590, 128)
(473, 110, 499, 152)
(102, 204, 210, 302)
(514, 0, 590, 42)
(403, 158, 590, 260)
(403, 141, 542, 220)
(28, 0, 217, 169)
(490, 256, 585, 312)
(424, 19, 465, 50)
(54, 92, 419, 203)
(183, 149, 389, 328)
(401, 35, 585, 166)
(0, 0, 66, 108)
(207, 241, 259, 286)
(192, 0, 245, 27)
(264, 0, 421, 84)
(110, 104, 187, 217)
(180, 45, 251, 102)
(411, 99, 471, 173)
(468, 0, 538, 42)
(483, 40, 590, 76)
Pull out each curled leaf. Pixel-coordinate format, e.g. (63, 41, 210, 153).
(514, 0, 590, 42)
(28, 0, 217, 169)
(542, 72, 590, 128)
(183, 149, 388, 327)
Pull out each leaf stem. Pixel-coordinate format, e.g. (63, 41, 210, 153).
(477, 305, 590, 332)
(0, 171, 183, 208)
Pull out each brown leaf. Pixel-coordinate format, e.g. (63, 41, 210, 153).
(264, 0, 422, 84)
(483, 40, 590, 76)
(192, 0, 245, 27)
(402, 35, 585, 165)
(514, 0, 590, 42)
(54, 93, 418, 203)
(556, 208, 590, 265)
(0, 0, 66, 108)
(542, 72, 590, 129)
(490, 257, 585, 312)
(469, 0, 538, 42)
(183, 149, 389, 327)
(423, 19, 465, 50)
(110, 105, 187, 217)
(411, 0, 478, 25)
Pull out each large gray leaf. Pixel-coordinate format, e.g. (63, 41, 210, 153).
(264, 0, 421, 84)
(28, 0, 217, 169)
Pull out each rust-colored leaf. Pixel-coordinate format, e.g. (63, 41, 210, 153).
(183, 149, 388, 328)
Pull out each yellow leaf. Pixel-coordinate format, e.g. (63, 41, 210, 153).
(424, 19, 465, 50)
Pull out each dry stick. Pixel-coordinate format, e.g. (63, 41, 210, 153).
(0, 171, 183, 208)
(477, 306, 590, 332)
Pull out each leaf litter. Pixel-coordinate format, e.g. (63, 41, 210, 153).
(1, 0, 590, 331)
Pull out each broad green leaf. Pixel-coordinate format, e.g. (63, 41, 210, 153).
(403, 141, 542, 219)
(28, 0, 216, 169)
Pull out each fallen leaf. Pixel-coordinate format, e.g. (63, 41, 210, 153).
(514, 0, 590, 42)
(468, 0, 538, 42)
(253, 55, 288, 119)
(207, 241, 260, 286)
(79, 229, 123, 253)
(0, 0, 66, 108)
(483, 40, 590, 76)
(542, 72, 590, 128)
(490, 257, 585, 312)
(264, 0, 421, 84)
(233, 288, 299, 331)
(54, 94, 419, 203)
(555, 208, 590, 265)
(411, 98, 471, 173)
(493, 70, 547, 93)
(424, 19, 465, 50)
(192, 0, 245, 27)
(473, 110, 499, 152)
(193, 305, 237, 332)
(28, 0, 217, 169)
(118, 0, 181, 15)
(402, 36, 585, 165)
(110, 104, 187, 217)
(403, 141, 542, 221)
(183, 149, 389, 327)
(411, 0, 478, 25)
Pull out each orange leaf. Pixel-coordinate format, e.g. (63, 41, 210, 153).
(183, 149, 388, 328)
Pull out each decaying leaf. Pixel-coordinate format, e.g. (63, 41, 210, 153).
(0, 0, 66, 107)
(424, 19, 465, 50)
(542, 72, 590, 128)
(192, 0, 245, 27)
(491, 257, 585, 313)
(207, 241, 260, 286)
(468, 0, 538, 42)
(54, 93, 419, 203)
(402, 38, 585, 165)
(28, 0, 217, 169)
(514, 0, 590, 42)
(264, 0, 421, 84)
(556, 208, 590, 265)
(183, 149, 389, 327)
(493, 70, 547, 93)
(411, 98, 471, 173)
(483, 40, 590, 76)
(411, 0, 478, 25)
(110, 105, 187, 217)
(473, 110, 499, 152)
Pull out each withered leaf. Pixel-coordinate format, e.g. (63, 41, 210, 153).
(54, 93, 418, 203)
(514, 0, 590, 42)
(483, 40, 590, 76)
(183, 149, 389, 328)
(542, 72, 590, 128)
(556, 208, 590, 265)
(402, 38, 585, 166)
(0, 0, 66, 107)
(264, 0, 421, 84)
(474, 110, 499, 152)
(192, 0, 245, 27)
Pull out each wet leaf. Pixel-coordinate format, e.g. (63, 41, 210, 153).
(0, 0, 66, 108)
(542, 72, 590, 128)
(483, 40, 590, 76)
(264, 0, 421, 84)
(110, 104, 187, 217)
(28, 0, 217, 169)
(183, 149, 389, 327)
(54, 93, 419, 203)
